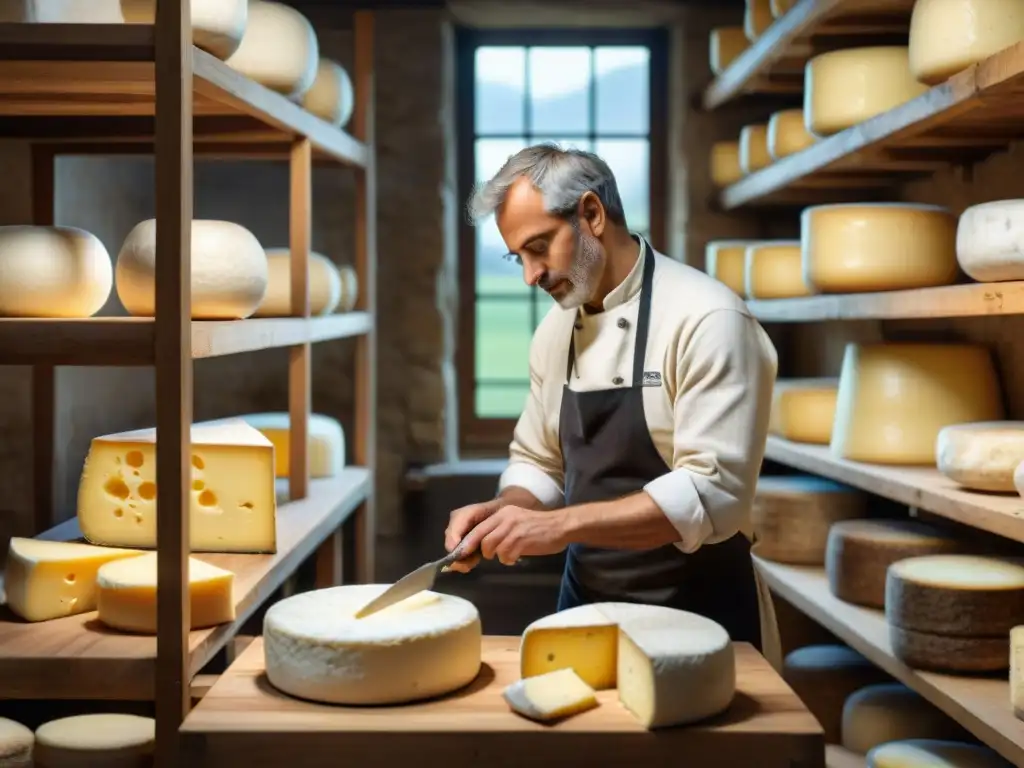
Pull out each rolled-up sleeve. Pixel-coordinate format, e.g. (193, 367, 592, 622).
(643, 309, 777, 553)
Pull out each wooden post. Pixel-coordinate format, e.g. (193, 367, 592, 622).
(288, 137, 312, 504)
(31, 145, 55, 535)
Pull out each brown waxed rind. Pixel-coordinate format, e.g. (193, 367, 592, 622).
(751, 488, 864, 565)
(886, 568, 1024, 637)
(889, 625, 1009, 673)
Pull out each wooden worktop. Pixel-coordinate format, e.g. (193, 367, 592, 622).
(181, 635, 825, 767)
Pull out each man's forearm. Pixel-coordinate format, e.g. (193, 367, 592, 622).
(497, 484, 553, 511)
(562, 492, 681, 550)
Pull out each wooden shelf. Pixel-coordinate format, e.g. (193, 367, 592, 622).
(764, 437, 1024, 545)
(720, 39, 1024, 208)
(754, 557, 1024, 766)
(0, 469, 370, 701)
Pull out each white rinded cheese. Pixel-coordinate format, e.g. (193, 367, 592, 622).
(767, 109, 816, 159)
(520, 602, 735, 729)
(770, 378, 838, 445)
(802, 203, 959, 293)
(77, 420, 277, 553)
(751, 475, 864, 565)
(0, 717, 33, 766)
(705, 240, 755, 296)
(770, 0, 795, 18)
(0, 225, 112, 318)
(224, 0, 319, 98)
(96, 552, 235, 634)
(115, 218, 268, 320)
(120, 0, 248, 59)
(240, 411, 345, 478)
(868, 739, 1012, 768)
(936, 421, 1024, 492)
(301, 59, 355, 128)
(711, 141, 743, 187)
(0, 0, 122, 22)
(805, 47, 929, 137)
(842, 683, 967, 754)
(909, 0, 1024, 85)
(34, 714, 154, 767)
(3, 537, 142, 622)
(253, 249, 343, 317)
(709, 27, 749, 75)
(956, 199, 1024, 282)
(831, 343, 1004, 464)
(503, 668, 598, 722)
(263, 586, 482, 705)
(1012, 626, 1024, 719)
(739, 124, 771, 174)
(745, 240, 812, 299)
(744, 0, 773, 41)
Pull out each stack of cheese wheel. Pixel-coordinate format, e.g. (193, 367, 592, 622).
(711, 141, 743, 187)
(745, 240, 812, 299)
(705, 240, 755, 296)
(120, 0, 248, 60)
(33, 714, 155, 767)
(769, 378, 838, 444)
(709, 27, 749, 75)
(909, 0, 1024, 86)
(241, 411, 346, 478)
(225, 0, 319, 98)
(867, 739, 1012, 768)
(767, 109, 815, 159)
(830, 342, 1004, 465)
(253, 249, 343, 317)
(886, 554, 1024, 672)
(0, 717, 33, 765)
(936, 422, 1024, 492)
(841, 683, 969, 754)
(801, 203, 959, 294)
(739, 124, 771, 174)
(744, 0, 773, 41)
(957, 199, 1024, 282)
(825, 519, 963, 608)
(301, 59, 356, 128)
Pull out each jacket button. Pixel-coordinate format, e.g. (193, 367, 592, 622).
(617, 318, 628, 329)
(574, 321, 582, 330)
(613, 376, 624, 385)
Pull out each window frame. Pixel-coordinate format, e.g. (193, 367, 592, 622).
(455, 26, 669, 453)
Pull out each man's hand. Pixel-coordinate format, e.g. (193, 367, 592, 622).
(458, 505, 571, 566)
(444, 499, 501, 574)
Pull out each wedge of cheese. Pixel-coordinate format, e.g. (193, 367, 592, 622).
(503, 668, 598, 722)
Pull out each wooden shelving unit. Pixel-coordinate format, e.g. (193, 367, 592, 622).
(0, 6, 377, 766)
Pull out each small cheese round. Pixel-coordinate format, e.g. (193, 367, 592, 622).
(0, 717, 32, 767)
(745, 240, 812, 299)
(0, 225, 112, 318)
(115, 218, 268, 320)
(805, 47, 929, 137)
(739, 123, 771, 174)
(264, 586, 482, 705)
(956, 199, 1024, 282)
(34, 714, 155, 768)
(300, 59, 355, 128)
(224, 0, 319, 98)
(119, 0, 247, 59)
(890, 625, 1010, 672)
(770, 0, 796, 18)
(744, 0, 774, 40)
(841, 683, 967, 754)
(709, 27, 749, 75)
(936, 421, 1024, 492)
(909, 0, 1024, 85)
(770, 378, 838, 445)
(705, 240, 755, 296)
(338, 264, 358, 312)
(1011, 625, 1024, 718)
(868, 739, 1012, 768)
(767, 109, 816, 159)
(252, 249, 342, 317)
(711, 141, 743, 187)
(802, 203, 959, 294)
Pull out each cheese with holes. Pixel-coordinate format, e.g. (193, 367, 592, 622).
(805, 47, 929, 136)
(120, 0, 248, 59)
(0, 717, 33, 766)
(744, 0, 773, 40)
(802, 203, 959, 293)
(705, 240, 755, 296)
(520, 603, 735, 728)
(301, 59, 355, 128)
(0, 225, 112, 318)
(711, 141, 743, 187)
(909, 0, 1024, 85)
(1011, 626, 1024, 719)
(34, 714, 154, 767)
(890, 625, 1009, 672)
(710, 27, 749, 75)
(224, 0, 318, 98)
(770, 378, 838, 444)
(956, 199, 1024, 282)
(751, 475, 864, 564)
(3, 538, 143, 622)
(77, 420, 277, 553)
(842, 683, 967, 754)
(868, 739, 1012, 768)
(240, 412, 345, 478)
(253, 250, 343, 317)
(503, 668, 598, 722)
(116, 218, 268, 319)
(831, 343, 1004, 464)
(936, 422, 1024, 492)
(770, 0, 795, 17)
(264, 585, 481, 705)
(825, 519, 962, 608)
(767, 109, 816, 159)
(739, 124, 771, 174)
(96, 553, 235, 633)
(745, 240, 812, 299)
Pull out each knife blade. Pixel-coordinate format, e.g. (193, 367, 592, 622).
(353, 539, 472, 619)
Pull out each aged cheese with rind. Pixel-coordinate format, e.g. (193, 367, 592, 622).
(739, 124, 771, 174)
(868, 739, 1012, 768)
(802, 203, 959, 294)
(767, 109, 816, 159)
(120, 0, 248, 59)
(1011, 625, 1024, 719)
(240, 411, 345, 478)
(33, 714, 154, 767)
(224, 0, 319, 98)
(831, 343, 1004, 464)
(264, 586, 482, 705)
(711, 141, 743, 187)
(956, 199, 1024, 282)
(503, 668, 598, 722)
(253, 249, 343, 317)
(709, 27, 749, 75)
(842, 683, 967, 754)
(0, 717, 33, 767)
(744, 0, 773, 40)
(705, 240, 754, 296)
(745, 240, 812, 299)
(301, 59, 355, 128)
(936, 421, 1024, 492)
(770, 378, 838, 445)
(889, 625, 1009, 673)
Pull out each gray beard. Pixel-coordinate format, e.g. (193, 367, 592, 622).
(556, 229, 602, 310)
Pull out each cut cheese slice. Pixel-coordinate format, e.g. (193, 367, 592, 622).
(936, 421, 1024, 492)
(841, 683, 967, 754)
(802, 203, 958, 293)
(0, 717, 33, 767)
(889, 625, 1009, 673)
(3, 537, 143, 622)
(744, 0, 773, 41)
(770, 378, 838, 445)
(252, 249, 343, 317)
(224, 0, 318, 98)
(77, 420, 277, 553)
(745, 240, 811, 299)
(956, 199, 1024, 282)
(825, 519, 962, 608)
(705, 240, 755, 296)
(868, 739, 1012, 768)
(34, 714, 154, 767)
(120, 0, 248, 60)
(770, 0, 795, 18)
(739, 123, 771, 174)
(711, 141, 743, 187)
(263, 585, 482, 705)
(520, 603, 735, 729)
(301, 59, 355, 128)
(1012, 625, 1024, 719)
(240, 411, 345, 478)
(831, 343, 1004, 464)
(503, 668, 598, 722)
(709, 27, 749, 75)
(96, 552, 234, 634)
(805, 47, 929, 137)
(767, 109, 816, 159)
(909, 0, 1024, 85)
(751, 475, 864, 565)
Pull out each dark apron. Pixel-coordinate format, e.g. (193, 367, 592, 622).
(555, 241, 762, 648)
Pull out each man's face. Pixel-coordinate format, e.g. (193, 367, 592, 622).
(495, 177, 604, 309)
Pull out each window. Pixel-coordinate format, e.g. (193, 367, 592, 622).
(456, 28, 668, 450)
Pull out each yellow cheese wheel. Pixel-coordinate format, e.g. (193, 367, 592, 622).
(705, 240, 755, 296)
(770, 378, 838, 445)
(767, 109, 816, 159)
(301, 59, 355, 128)
(709, 27, 749, 75)
(34, 714, 155, 768)
(253, 249, 343, 317)
(842, 683, 968, 754)
(711, 141, 743, 187)
(936, 421, 1024, 492)
(739, 124, 771, 174)
(745, 0, 774, 41)
(868, 739, 1013, 768)
(745, 240, 812, 299)
(770, 0, 796, 18)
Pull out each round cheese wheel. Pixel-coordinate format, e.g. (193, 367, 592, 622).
(770, 378, 838, 445)
(868, 739, 1012, 768)
(802, 203, 959, 293)
(825, 519, 962, 608)
(745, 240, 812, 299)
(224, 0, 319, 98)
(252, 249, 342, 317)
(909, 0, 1024, 85)
(264, 586, 482, 705)
(0, 717, 32, 767)
(241, 411, 345, 478)
(711, 141, 743, 187)
(709, 27, 749, 75)
(831, 343, 1004, 465)
(770, 0, 796, 18)
(744, 0, 774, 41)
(705, 240, 755, 296)
(338, 264, 358, 312)
(739, 123, 771, 174)
(300, 59, 355, 128)
(804, 47, 929, 137)
(115, 218, 268, 320)
(956, 199, 1024, 282)
(890, 625, 1010, 672)
(0, 225, 112, 318)
(119, 0, 247, 59)
(936, 421, 1024, 492)
(34, 714, 155, 768)
(767, 109, 816, 159)
(841, 683, 967, 754)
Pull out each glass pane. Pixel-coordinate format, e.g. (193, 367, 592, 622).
(595, 47, 650, 134)
(475, 47, 526, 135)
(475, 138, 528, 184)
(528, 47, 591, 134)
(475, 139, 530, 294)
(476, 384, 530, 419)
(476, 298, 531, 383)
(594, 138, 650, 235)
(532, 136, 593, 152)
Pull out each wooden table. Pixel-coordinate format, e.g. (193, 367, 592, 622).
(181, 636, 824, 767)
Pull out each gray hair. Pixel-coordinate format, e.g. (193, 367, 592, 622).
(467, 143, 627, 227)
